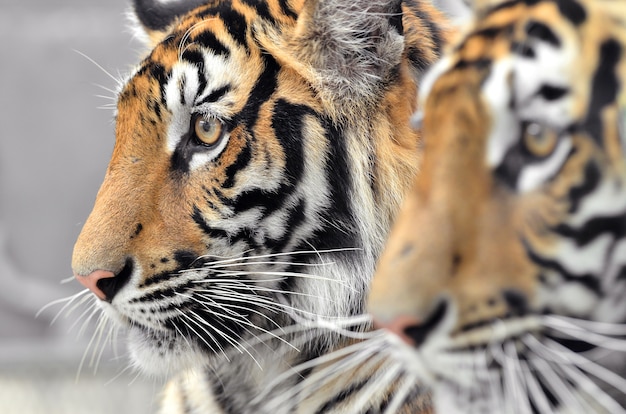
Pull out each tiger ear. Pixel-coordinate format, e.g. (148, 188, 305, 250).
(129, 0, 210, 48)
(271, 0, 405, 117)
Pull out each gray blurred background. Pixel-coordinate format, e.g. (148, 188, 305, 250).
(0, 1, 467, 413)
(0, 0, 159, 412)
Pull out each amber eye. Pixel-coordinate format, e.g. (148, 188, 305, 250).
(522, 122, 559, 157)
(194, 116, 223, 146)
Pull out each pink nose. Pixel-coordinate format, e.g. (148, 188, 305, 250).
(74, 270, 116, 301)
(373, 315, 422, 346)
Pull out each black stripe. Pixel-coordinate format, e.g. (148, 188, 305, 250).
(409, 1, 443, 58)
(192, 206, 230, 240)
(196, 85, 231, 106)
(264, 197, 307, 253)
(179, 50, 209, 96)
(240, 0, 276, 25)
(567, 161, 601, 214)
(235, 54, 281, 129)
(554, 0, 586, 25)
(314, 379, 371, 414)
(583, 39, 621, 144)
(272, 99, 309, 185)
(222, 141, 252, 188)
(278, 0, 298, 19)
(552, 215, 626, 247)
(218, 7, 249, 52)
(525, 20, 561, 47)
(523, 239, 602, 294)
(193, 30, 231, 57)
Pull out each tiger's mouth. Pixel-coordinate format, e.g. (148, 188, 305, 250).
(381, 312, 626, 413)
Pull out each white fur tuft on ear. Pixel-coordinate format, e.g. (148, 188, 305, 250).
(260, 0, 406, 116)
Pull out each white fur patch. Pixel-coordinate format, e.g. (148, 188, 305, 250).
(482, 58, 518, 167)
(517, 135, 572, 192)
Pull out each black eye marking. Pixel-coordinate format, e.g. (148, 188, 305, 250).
(537, 84, 568, 101)
(525, 20, 560, 47)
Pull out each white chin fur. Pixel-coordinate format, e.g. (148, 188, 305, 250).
(127, 327, 210, 378)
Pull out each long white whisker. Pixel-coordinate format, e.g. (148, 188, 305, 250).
(544, 315, 626, 335)
(557, 356, 626, 413)
(36, 288, 90, 320)
(383, 373, 415, 414)
(519, 359, 553, 414)
(528, 356, 586, 412)
(541, 337, 626, 395)
(74, 49, 123, 88)
(174, 309, 226, 359)
(543, 317, 626, 351)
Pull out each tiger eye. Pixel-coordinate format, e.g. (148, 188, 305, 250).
(194, 117, 223, 146)
(522, 122, 559, 157)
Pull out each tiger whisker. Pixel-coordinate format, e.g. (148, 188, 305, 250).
(201, 259, 337, 270)
(76, 300, 102, 339)
(525, 338, 602, 412)
(547, 314, 626, 335)
(73, 48, 124, 89)
(383, 374, 415, 414)
(503, 341, 532, 414)
(256, 336, 387, 406)
(542, 337, 626, 395)
(178, 19, 213, 61)
(286, 312, 377, 340)
(198, 289, 290, 316)
(349, 360, 404, 413)
(204, 288, 326, 319)
(77, 311, 107, 382)
(92, 316, 116, 375)
(192, 247, 361, 268)
(556, 355, 626, 414)
(35, 288, 90, 321)
(519, 359, 553, 414)
(213, 281, 346, 302)
(204, 269, 356, 290)
(260, 340, 386, 409)
(543, 316, 626, 351)
(174, 309, 232, 361)
(67, 299, 99, 334)
(103, 362, 135, 387)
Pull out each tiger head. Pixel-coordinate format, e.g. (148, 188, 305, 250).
(71, 0, 448, 380)
(368, 0, 626, 411)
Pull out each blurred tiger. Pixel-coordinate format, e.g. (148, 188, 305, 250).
(367, 0, 626, 412)
(69, 0, 452, 412)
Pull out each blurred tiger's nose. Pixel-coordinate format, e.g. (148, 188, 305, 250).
(374, 315, 423, 347)
(75, 269, 119, 302)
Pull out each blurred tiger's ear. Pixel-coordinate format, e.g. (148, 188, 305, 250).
(260, 0, 405, 118)
(129, 0, 210, 48)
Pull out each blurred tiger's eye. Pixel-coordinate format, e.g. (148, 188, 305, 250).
(194, 117, 223, 146)
(523, 122, 559, 157)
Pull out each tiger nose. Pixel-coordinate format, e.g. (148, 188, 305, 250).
(75, 268, 131, 302)
(374, 315, 423, 346)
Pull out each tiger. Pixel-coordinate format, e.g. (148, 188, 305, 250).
(70, 0, 452, 412)
(366, 0, 626, 412)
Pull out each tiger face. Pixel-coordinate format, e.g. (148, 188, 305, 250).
(70, 0, 449, 408)
(368, 0, 626, 411)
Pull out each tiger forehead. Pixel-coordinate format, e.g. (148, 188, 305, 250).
(454, 1, 569, 63)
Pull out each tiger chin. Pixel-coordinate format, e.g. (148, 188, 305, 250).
(368, 0, 626, 412)
(71, 0, 451, 412)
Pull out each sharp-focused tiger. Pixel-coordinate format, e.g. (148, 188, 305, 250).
(368, 0, 626, 412)
(70, 0, 452, 412)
